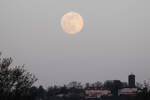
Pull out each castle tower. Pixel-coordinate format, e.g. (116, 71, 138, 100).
(128, 74, 135, 88)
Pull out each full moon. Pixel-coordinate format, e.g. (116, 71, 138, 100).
(61, 11, 84, 34)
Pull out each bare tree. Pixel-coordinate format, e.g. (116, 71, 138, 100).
(93, 81, 103, 89)
(67, 81, 82, 89)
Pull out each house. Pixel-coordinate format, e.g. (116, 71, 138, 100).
(56, 94, 64, 98)
(85, 90, 111, 98)
(118, 88, 137, 96)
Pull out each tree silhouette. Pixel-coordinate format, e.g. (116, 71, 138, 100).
(0, 52, 37, 100)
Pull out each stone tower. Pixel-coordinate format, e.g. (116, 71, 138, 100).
(128, 74, 135, 88)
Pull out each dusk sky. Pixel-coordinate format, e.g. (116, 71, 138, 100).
(0, 0, 150, 87)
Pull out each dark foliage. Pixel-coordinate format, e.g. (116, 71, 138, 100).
(0, 53, 37, 100)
